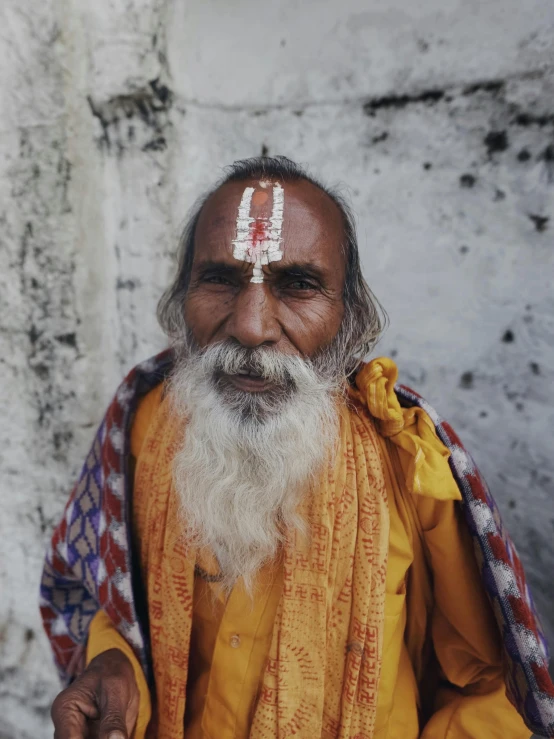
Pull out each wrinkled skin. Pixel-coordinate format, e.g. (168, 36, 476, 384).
(50, 178, 347, 737)
(51, 650, 139, 739)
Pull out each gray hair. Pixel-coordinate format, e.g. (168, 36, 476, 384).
(158, 156, 387, 376)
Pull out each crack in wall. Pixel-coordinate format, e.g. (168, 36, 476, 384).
(159, 67, 553, 114)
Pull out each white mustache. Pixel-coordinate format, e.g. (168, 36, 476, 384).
(194, 341, 326, 391)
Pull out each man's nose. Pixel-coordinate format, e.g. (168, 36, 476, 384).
(225, 284, 282, 348)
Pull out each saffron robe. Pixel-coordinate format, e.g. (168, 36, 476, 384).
(89, 372, 527, 738)
(40, 352, 554, 737)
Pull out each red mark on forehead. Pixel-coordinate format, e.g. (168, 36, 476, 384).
(251, 220, 269, 246)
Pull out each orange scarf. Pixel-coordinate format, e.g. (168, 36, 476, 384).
(133, 384, 390, 738)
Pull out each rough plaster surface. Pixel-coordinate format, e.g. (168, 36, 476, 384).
(0, 1, 553, 736)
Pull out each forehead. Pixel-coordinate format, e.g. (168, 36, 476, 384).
(194, 179, 346, 271)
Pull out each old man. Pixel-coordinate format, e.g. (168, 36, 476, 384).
(43, 157, 553, 738)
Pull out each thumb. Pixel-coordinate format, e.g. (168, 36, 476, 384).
(98, 718, 128, 739)
(97, 684, 130, 739)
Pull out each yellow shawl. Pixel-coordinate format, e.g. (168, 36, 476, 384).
(132, 365, 393, 739)
(86, 357, 530, 739)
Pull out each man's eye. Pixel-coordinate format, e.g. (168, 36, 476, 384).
(285, 279, 317, 291)
(203, 274, 233, 286)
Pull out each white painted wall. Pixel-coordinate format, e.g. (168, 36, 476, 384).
(1, 1, 553, 736)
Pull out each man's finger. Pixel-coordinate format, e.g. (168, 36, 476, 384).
(51, 693, 89, 739)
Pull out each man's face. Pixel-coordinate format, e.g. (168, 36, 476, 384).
(183, 178, 346, 395)
(172, 178, 344, 582)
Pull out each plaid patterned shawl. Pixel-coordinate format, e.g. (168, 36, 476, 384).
(40, 351, 554, 737)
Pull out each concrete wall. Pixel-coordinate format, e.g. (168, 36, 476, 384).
(1, 1, 553, 736)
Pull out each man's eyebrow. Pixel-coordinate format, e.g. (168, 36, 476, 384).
(194, 260, 243, 275)
(270, 262, 328, 281)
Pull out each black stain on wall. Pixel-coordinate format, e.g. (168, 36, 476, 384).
(463, 80, 505, 96)
(13, 133, 81, 457)
(372, 131, 389, 144)
(514, 112, 554, 127)
(484, 130, 509, 156)
(363, 88, 445, 116)
(116, 278, 140, 291)
(528, 214, 549, 232)
(142, 136, 166, 152)
(36, 504, 47, 534)
(460, 371, 474, 389)
(87, 78, 173, 153)
(460, 173, 476, 188)
(52, 429, 74, 452)
(55, 332, 77, 348)
(28, 324, 41, 346)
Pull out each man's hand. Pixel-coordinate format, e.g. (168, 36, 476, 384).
(51, 649, 140, 739)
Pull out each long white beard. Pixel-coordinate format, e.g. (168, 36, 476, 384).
(169, 341, 341, 593)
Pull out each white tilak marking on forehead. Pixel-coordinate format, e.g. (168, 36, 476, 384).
(231, 183, 284, 283)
